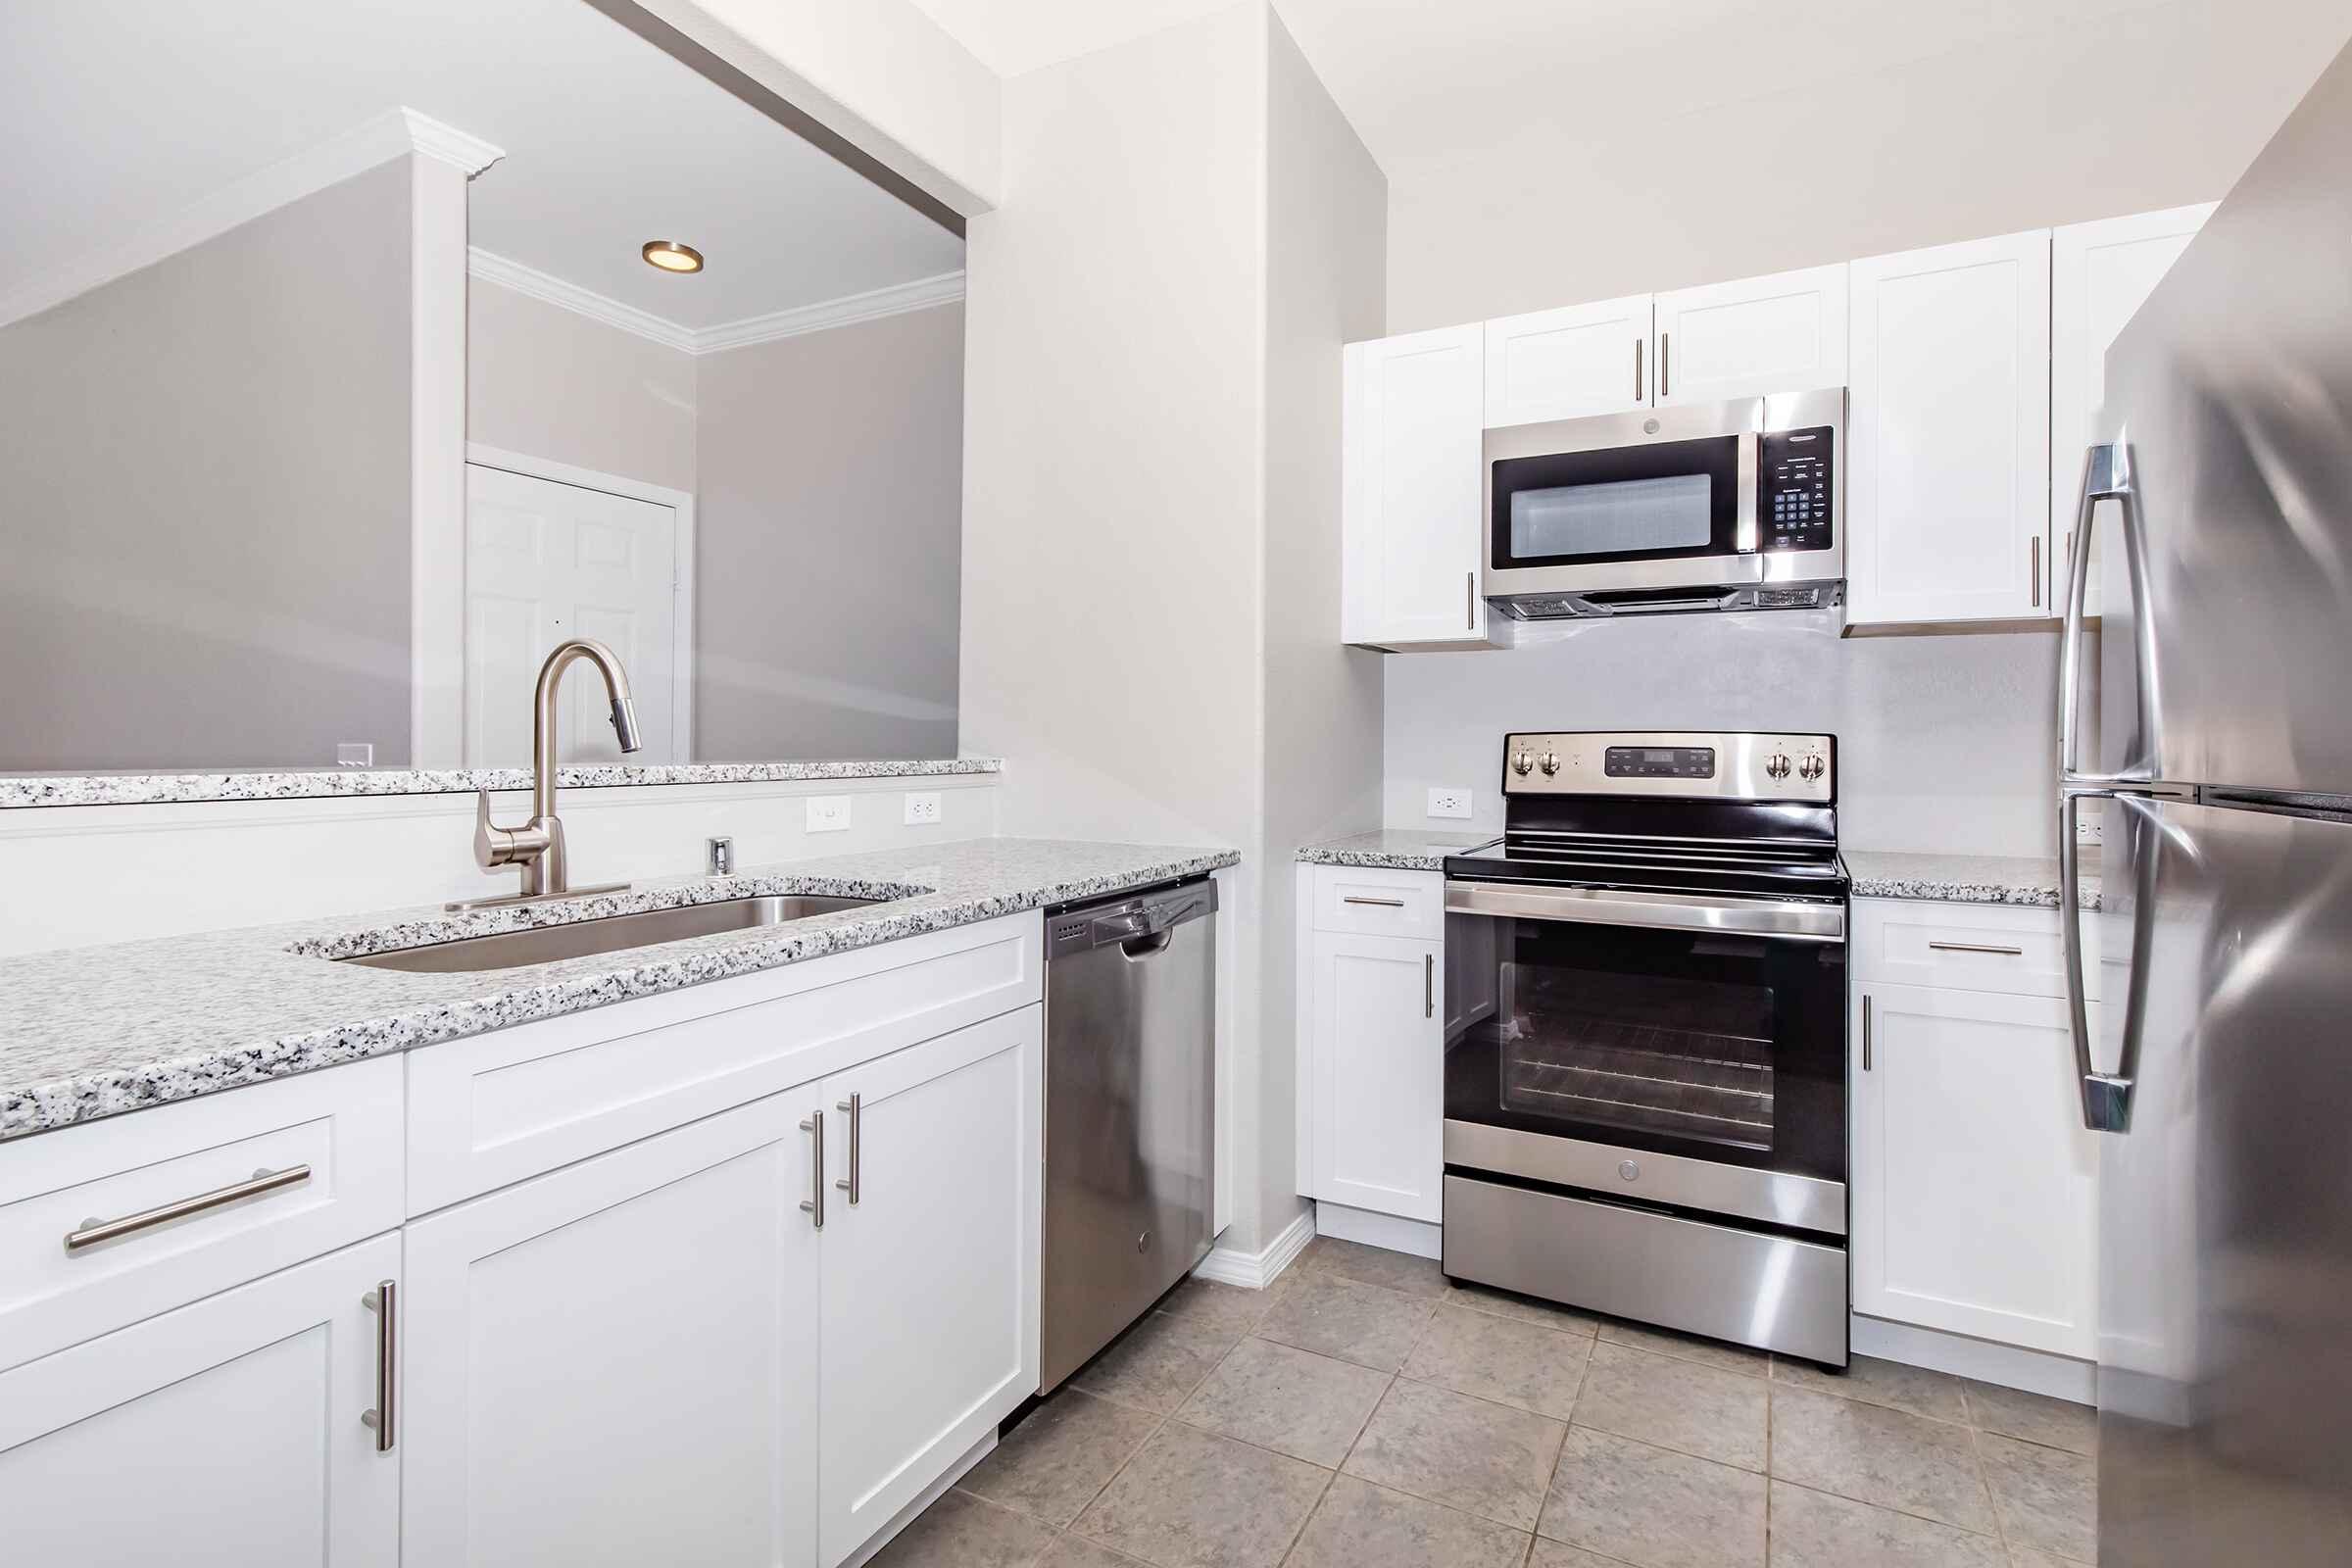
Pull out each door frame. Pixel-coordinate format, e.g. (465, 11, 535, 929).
(442, 443, 698, 762)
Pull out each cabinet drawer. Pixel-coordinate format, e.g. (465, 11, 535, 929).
(0, 1056, 404, 1371)
(406, 912, 1043, 1213)
(1851, 900, 2097, 1001)
(1310, 865, 1445, 940)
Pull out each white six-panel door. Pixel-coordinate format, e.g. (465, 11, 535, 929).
(1846, 229, 2053, 625)
(1341, 325, 1494, 648)
(463, 463, 680, 765)
(1482, 294, 1654, 426)
(1850, 983, 2099, 1357)
(2049, 204, 2216, 614)
(816, 1005, 1042, 1567)
(0, 1234, 401, 1568)
(1653, 264, 1849, 406)
(401, 1094, 823, 1568)
(1310, 932, 1445, 1223)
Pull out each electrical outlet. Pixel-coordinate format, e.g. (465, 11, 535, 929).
(805, 795, 852, 833)
(1427, 786, 1474, 820)
(904, 791, 943, 825)
(2074, 804, 2104, 845)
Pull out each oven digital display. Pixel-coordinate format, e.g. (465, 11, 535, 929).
(1604, 746, 1716, 779)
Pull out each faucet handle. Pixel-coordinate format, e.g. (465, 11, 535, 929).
(474, 790, 546, 871)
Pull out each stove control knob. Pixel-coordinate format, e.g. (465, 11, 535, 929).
(1798, 754, 1826, 783)
(1540, 752, 1561, 776)
(1765, 753, 1793, 781)
(1511, 750, 1535, 777)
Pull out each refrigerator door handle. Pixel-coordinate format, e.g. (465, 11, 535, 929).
(2058, 442, 2143, 784)
(2060, 784, 2163, 1133)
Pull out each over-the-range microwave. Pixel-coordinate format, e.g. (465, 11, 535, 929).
(1482, 388, 1845, 619)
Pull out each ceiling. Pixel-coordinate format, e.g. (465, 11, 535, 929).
(0, 0, 964, 330)
(907, 0, 2236, 175)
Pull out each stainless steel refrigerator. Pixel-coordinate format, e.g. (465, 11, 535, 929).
(2057, 37, 2352, 1566)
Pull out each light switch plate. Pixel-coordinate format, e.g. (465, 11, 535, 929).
(1427, 787, 1473, 820)
(806, 795, 853, 833)
(904, 791, 942, 825)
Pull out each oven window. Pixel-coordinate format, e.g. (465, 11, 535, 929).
(1510, 473, 1713, 560)
(1501, 965, 1774, 1150)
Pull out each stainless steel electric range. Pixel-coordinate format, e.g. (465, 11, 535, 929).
(1440, 729, 1849, 1367)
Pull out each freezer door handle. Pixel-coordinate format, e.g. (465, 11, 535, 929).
(2059, 784, 2159, 1133)
(2058, 443, 2153, 788)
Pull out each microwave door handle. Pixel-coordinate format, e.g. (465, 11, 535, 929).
(1735, 430, 1760, 554)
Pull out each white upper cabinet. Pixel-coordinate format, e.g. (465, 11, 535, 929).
(1482, 294, 1654, 427)
(2050, 204, 2216, 614)
(1342, 323, 1498, 649)
(1846, 229, 2053, 625)
(1652, 264, 1848, 406)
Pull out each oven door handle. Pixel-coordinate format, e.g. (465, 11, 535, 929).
(1445, 880, 1844, 943)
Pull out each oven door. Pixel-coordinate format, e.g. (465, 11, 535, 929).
(1443, 880, 1847, 1235)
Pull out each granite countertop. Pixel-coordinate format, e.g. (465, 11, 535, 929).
(1845, 850, 2101, 910)
(0, 837, 1236, 1142)
(1297, 829, 1496, 872)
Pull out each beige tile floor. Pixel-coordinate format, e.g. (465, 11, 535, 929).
(872, 1238, 2097, 1568)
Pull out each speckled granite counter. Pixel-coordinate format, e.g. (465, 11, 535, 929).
(0, 837, 1235, 1142)
(1845, 850, 2101, 909)
(1296, 829, 1496, 871)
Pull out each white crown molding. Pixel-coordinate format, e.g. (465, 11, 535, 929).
(467, 250, 964, 358)
(467, 246, 698, 353)
(692, 270, 965, 354)
(0, 106, 506, 331)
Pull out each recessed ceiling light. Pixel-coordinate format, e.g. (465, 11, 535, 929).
(641, 240, 704, 274)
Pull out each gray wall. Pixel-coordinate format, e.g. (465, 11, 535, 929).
(0, 160, 414, 770)
(466, 277, 698, 493)
(694, 303, 963, 759)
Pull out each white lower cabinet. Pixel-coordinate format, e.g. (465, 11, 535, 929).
(0, 1233, 402, 1567)
(1850, 981, 2099, 1357)
(401, 1092, 822, 1567)
(1307, 930, 1444, 1223)
(816, 1005, 1041, 1563)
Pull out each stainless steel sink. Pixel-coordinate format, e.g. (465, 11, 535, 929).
(337, 895, 880, 974)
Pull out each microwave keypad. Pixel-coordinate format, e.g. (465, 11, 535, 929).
(1760, 426, 1835, 552)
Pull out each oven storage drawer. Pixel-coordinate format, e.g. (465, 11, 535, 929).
(1310, 865, 1445, 941)
(1443, 1172, 1849, 1365)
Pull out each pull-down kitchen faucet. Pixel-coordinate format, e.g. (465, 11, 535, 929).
(459, 639, 642, 909)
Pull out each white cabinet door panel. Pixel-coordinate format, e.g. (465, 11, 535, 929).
(2050, 204, 2215, 613)
(0, 1234, 401, 1568)
(1310, 932, 1444, 1222)
(1852, 983, 2098, 1356)
(402, 1094, 821, 1568)
(1342, 325, 1494, 647)
(1483, 295, 1653, 426)
(816, 1005, 1041, 1567)
(1847, 230, 2052, 624)
(1654, 264, 1847, 405)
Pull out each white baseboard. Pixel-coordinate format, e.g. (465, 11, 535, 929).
(1193, 1207, 1315, 1290)
(1851, 1314, 2096, 1405)
(839, 1428, 998, 1568)
(1313, 1200, 1443, 1260)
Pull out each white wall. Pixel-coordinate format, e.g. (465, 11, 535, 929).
(1384, 619, 2064, 856)
(1255, 10, 1387, 1256)
(1385, 0, 2352, 331)
(467, 277, 698, 493)
(0, 775, 999, 958)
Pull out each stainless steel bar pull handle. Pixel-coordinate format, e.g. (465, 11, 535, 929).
(1659, 332, 1670, 398)
(65, 1163, 312, 1253)
(1424, 953, 1435, 1019)
(1862, 995, 1872, 1071)
(2031, 536, 2041, 609)
(362, 1280, 396, 1452)
(1343, 895, 1405, 908)
(801, 1111, 825, 1228)
(1465, 571, 1476, 631)
(1634, 338, 1643, 402)
(835, 1094, 861, 1205)
(1928, 940, 2024, 956)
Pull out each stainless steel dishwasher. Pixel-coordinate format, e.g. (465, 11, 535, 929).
(1039, 875, 1218, 1392)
